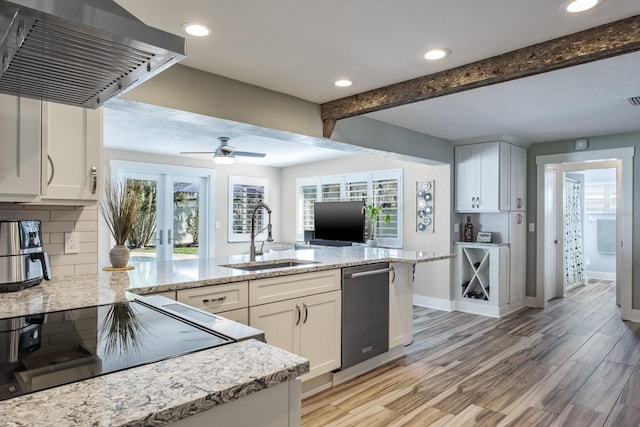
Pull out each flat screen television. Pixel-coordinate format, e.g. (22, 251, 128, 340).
(312, 200, 365, 245)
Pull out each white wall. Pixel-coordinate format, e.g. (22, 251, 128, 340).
(100, 149, 282, 267)
(280, 154, 451, 300)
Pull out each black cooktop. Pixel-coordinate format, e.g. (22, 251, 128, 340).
(0, 300, 232, 401)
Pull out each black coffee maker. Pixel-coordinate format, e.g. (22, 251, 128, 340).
(0, 220, 51, 292)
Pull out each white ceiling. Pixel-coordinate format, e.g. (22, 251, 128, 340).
(111, 0, 640, 157)
(103, 99, 356, 167)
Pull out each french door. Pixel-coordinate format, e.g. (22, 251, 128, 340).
(112, 161, 214, 262)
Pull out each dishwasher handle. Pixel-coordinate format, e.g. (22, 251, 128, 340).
(346, 267, 391, 279)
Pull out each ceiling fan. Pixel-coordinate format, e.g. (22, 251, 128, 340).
(180, 136, 266, 164)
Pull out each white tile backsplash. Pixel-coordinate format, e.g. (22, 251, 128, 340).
(0, 203, 98, 277)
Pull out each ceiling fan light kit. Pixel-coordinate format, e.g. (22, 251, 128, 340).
(180, 136, 266, 164)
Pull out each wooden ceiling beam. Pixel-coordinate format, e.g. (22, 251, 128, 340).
(321, 14, 640, 138)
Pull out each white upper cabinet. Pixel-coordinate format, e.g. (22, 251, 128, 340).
(455, 141, 505, 212)
(0, 96, 103, 204)
(510, 145, 527, 211)
(455, 141, 526, 213)
(0, 94, 42, 202)
(41, 102, 103, 204)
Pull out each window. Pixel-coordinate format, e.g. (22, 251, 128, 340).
(585, 182, 616, 213)
(295, 169, 403, 248)
(228, 176, 268, 242)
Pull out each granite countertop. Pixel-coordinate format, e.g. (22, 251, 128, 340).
(0, 246, 453, 319)
(0, 246, 451, 426)
(0, 340, 308, 427)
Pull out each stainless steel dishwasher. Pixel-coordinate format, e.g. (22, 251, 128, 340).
(341, 262, 390, 369)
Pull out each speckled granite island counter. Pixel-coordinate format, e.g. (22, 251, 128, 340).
(0, 246, 452, 426)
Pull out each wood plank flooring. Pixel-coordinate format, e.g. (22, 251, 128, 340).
(302, 279, 640, 426)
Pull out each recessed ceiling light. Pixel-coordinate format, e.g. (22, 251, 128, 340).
(424, 48, 451, 61)
(564, 0, 599, 13)
(334, 79, 353, 87)
(181, 23, 212, 37)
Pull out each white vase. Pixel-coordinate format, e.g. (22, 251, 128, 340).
(109, 245, 130, 268)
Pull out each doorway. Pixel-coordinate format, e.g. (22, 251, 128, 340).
(109, 160, 215, 263)
(536, 148, 635, 320)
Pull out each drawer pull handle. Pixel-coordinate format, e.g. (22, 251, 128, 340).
(302, 303, 308, 324)
(202, 296, 226, 303)
(347, 268, 391, 279)
(90, 166, 98, 194)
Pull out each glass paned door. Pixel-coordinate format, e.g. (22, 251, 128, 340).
(114, 168, 209, 263)
(170, 178, 201, 260)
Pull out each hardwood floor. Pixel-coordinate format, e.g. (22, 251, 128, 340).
(302, 280, 640, 426)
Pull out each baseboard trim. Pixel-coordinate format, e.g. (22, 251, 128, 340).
(525, 296, 543, 308)
(413, 295, 454, 311)
(586, 271, 616, 281)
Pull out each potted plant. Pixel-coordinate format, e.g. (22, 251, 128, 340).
(362, 203, 391, 247)
(100, 180, 140, 268)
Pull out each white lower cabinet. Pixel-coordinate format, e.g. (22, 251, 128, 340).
(455, 243, 513, 317)
(250, 290, 341, 381)
(508, 212, 527, 306)
(170, 379, 301, 427)
(389, 262, 413, 348)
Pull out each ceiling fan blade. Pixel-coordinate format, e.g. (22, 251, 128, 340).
(180, 151, 216, 154)
(234, 151, 266, 158)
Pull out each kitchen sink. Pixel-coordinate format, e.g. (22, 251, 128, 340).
(222, 259, 320, 271)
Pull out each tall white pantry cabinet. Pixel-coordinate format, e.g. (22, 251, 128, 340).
(454, 141, 527, 317)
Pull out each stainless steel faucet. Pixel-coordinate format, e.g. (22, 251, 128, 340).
(250, 201, 273, 261)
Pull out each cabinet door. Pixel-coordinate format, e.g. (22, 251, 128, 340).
(42, 102, 103, 202)
(455, 145, 479, 212)
(509, 212, 527, 305)
(389, 262, 413, 348)
(477, 142, 500, 211)
(299, 291, 341, 379)
(0, 94, 41, 201)
(510, 145, 527, 211)
(250, 299, 300, 355)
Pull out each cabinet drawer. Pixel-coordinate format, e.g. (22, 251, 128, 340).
(250, 269, 341, 306)
(177, 282, 249, 312)
(217, 308, 249, 325)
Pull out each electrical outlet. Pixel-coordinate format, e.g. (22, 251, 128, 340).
(65, 232, 80, 254)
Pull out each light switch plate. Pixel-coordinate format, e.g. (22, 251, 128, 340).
(528, 223, 535, 232)
(454, 223, 460, 233)
(65, 232, 80, 254)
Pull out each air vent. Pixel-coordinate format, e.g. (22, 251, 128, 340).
(628, 96, 640, 107)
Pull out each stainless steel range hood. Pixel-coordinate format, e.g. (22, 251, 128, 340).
(0, 0, 185, 108)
